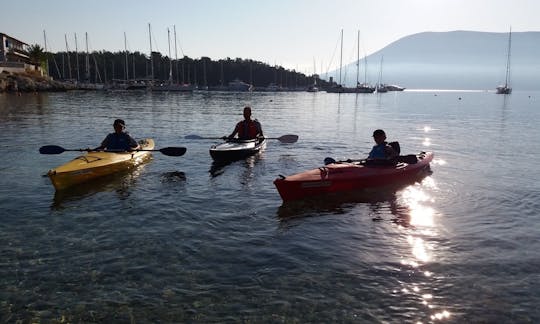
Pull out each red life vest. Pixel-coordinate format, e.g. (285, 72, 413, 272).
(235, 120, 260, 139)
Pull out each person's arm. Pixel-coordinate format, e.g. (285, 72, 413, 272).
(128, 135, 140, 151)
(227, 122, 239, 139)
(368, 146, 375, 159)
(255, 120, 263, 137)
(93, 134, 110, 151)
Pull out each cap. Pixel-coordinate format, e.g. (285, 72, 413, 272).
(113, 119, 126, 127)
(373, 129, 386, 137)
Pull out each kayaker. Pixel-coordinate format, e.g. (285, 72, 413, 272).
(226, 106, 264, 140)
(94, 119, 140, 151)
(368, 129, 398, 160)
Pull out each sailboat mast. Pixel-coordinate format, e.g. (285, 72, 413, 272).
(124, 32, 129, 81)
(167, 28, 173, 82)
(74, 33, 80, 82)
(148, 23, 154, 82)
(378, 55, 384, 86)
(505, 27, 512, 87)
(64, 34, 72, 80)
(174, 25, 179, 84)
(203, 59, 207, 88)
(313, 57, 317, 86)
(85, 32, 90, 81)
(356, 30, 359, 86)
(42, 30, 49, 77)
(338, 29, 343, 86)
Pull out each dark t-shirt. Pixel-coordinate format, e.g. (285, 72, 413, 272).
(101, 132, 138, 151)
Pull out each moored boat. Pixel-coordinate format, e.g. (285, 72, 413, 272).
(496, 28, 512, 94)
(385, 84, 405, 91)
(274, 151, 433, 201)
(210, 137, 266, 161)
(47, 139, 155, 190)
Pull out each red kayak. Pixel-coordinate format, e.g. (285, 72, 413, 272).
(274, 152, 433, 202)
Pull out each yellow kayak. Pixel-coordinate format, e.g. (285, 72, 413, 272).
(47, 139, 155, 190)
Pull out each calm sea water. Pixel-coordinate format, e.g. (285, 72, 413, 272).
(1, 90, 539, 323)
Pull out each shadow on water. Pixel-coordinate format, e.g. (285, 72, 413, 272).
(51, 164, 151, 210)
(160, 170, 187, 183)
(209, 160, 233, 177)
(276, 172, 433, 226)
(209, 153, 263, 178)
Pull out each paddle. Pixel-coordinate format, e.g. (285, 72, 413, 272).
(324, 157, 364, 165)
(39, 145, 187, 157)
(185, 134, 299, 143)
(323, 155, 418, 165)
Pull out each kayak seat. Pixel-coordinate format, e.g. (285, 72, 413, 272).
(396, 154, 418, 164)
(388, 141, 400, 155)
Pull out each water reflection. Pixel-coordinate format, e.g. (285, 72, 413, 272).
(209, 160, 232, 177)
(209, 153, 263, 178)
(277, 173, 452, 322)
(0, 92, 50, 122)
(277, 174, 432, 222)
(396, 179, 453, 322)
(51, 164, 148, 209)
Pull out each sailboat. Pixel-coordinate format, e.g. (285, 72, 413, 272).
(152, 27, 194, 92)
(326, 30, 374, 93)
(354, 30, 375, 93)
(325, 29, 346, 93)
(307, 58, 319, 92)
(376, 56, 387, 93)
(496, 28, 512, 94)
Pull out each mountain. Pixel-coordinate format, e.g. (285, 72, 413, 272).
(324, 31, 540, 90)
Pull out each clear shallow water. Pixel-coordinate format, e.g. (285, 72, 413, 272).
(1, 90, 539, 322)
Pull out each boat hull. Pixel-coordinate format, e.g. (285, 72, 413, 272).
(326, 85, 375, 93)
(210, 138, 266, 161)
(496, 86, 512, 94)
(47, 139, 155, 190)
(274, 152, 433, 201)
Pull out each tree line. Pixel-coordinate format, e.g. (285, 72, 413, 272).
(26, 45, 325, 88)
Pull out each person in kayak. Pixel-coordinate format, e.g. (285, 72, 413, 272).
(226, 106, 264, 140)
(94, 119, 140, 151)
(367, 129, 398, 161)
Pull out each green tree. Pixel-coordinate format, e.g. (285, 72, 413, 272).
(27, 44, 49, 75)
(27, 44, 45, 64)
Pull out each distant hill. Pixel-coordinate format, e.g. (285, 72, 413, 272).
(324, 31, 540, 90)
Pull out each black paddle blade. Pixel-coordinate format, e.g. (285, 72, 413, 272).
(39, 145, 66, 154)
(324, 157, 336, 165)
(159, 147, 187, 156)
(184, 134, 204, 139)
(277, 134, 299, 143)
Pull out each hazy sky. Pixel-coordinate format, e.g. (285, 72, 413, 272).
(2, 0, 539, 73)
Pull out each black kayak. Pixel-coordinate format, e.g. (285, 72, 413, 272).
(210, 137, 267, 161)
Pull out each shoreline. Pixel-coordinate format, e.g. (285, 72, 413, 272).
(0, 71, 74, 93)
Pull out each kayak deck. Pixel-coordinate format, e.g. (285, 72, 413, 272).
(47, 139, 155, 190)
(210, 137, 266, 161)
(274, 152, 433, 201)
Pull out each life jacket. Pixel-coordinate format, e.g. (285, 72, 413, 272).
(368, 141, 400, 159)
(236, 119, 260, 139)
(368, 142, 388, 159)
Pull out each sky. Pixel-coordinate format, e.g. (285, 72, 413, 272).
(2, 0, 539, 74)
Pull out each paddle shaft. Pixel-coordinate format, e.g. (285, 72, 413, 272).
(185, 134, 298, 143)
(39, 145, 186, 157)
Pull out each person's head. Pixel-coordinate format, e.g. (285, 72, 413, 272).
(243, 106, 252, 120)
(113, 119, 126, 133)
(372, 129, 386, 144)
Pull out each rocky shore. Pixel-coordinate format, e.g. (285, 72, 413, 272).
(0, 71, 75, 93)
